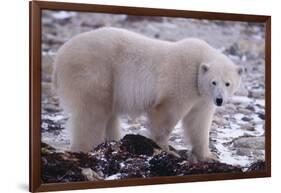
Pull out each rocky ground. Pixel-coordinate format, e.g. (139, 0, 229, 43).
(41, 10, 266, 182)
(41, 135, 264, 183)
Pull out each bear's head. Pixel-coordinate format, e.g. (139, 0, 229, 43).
(198, 56, 243, 107)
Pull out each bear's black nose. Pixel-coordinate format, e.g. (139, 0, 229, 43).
(216, 98, 223, 106)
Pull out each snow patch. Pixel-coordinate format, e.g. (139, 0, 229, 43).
(105, 173, 122, 180)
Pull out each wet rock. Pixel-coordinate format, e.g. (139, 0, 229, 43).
(119, 157, 150, 178)
(246, 160, 265, 172)
(149, 152, 185, 176)
(120, 134, 161, 156)
(41, 143, 87, 183)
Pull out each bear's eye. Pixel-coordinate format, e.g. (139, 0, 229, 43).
(225, 82, 230, 87)
(212, 81, 217, 86)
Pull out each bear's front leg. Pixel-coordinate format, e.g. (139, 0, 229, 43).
(182, 102, 217, 162)
(148, 103, 181, 156)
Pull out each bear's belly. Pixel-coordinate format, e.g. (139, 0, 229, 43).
(112, 80, 157, 116)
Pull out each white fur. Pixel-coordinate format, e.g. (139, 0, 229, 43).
(53, 27, 242, 161)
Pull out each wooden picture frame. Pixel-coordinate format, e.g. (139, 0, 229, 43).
(30, 0, 271, 192)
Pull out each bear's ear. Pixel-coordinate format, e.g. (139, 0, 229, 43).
(201, 63, 209, 74)
(237, 66, 243, 76)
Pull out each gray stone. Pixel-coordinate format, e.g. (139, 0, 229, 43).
(240, 124, 255, 131)
(236, 148, 264, 157)
(241, 116, 253, 122)
(233, 136, 264, 150)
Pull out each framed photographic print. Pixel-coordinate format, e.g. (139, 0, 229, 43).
(30, 0, 271, 192)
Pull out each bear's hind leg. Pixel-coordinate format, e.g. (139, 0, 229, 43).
(67, 103, 110, 153)
(182, 103, 217, 162)
(105, 115, 120, 141)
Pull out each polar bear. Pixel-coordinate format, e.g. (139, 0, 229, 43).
(53, 27, 243, 162)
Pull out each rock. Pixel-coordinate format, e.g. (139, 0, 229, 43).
(41, 115, 65, 132)
(246, 161, 265, 172)
(236, 148, 251, 156)
(43, 103, 62, 113)
(245, 105, 255, 111)
(258, 113, 265, 120)
(233, 136, 264, 150)
(81, 168, 103, 181)
(120, 134, 161, 156)
(149, 152, 185, 176)
(236, 148, 264, 158)
(41, 143, 88, 183)
(241, 116, 253, 122)
(240, 124, 255, 131)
